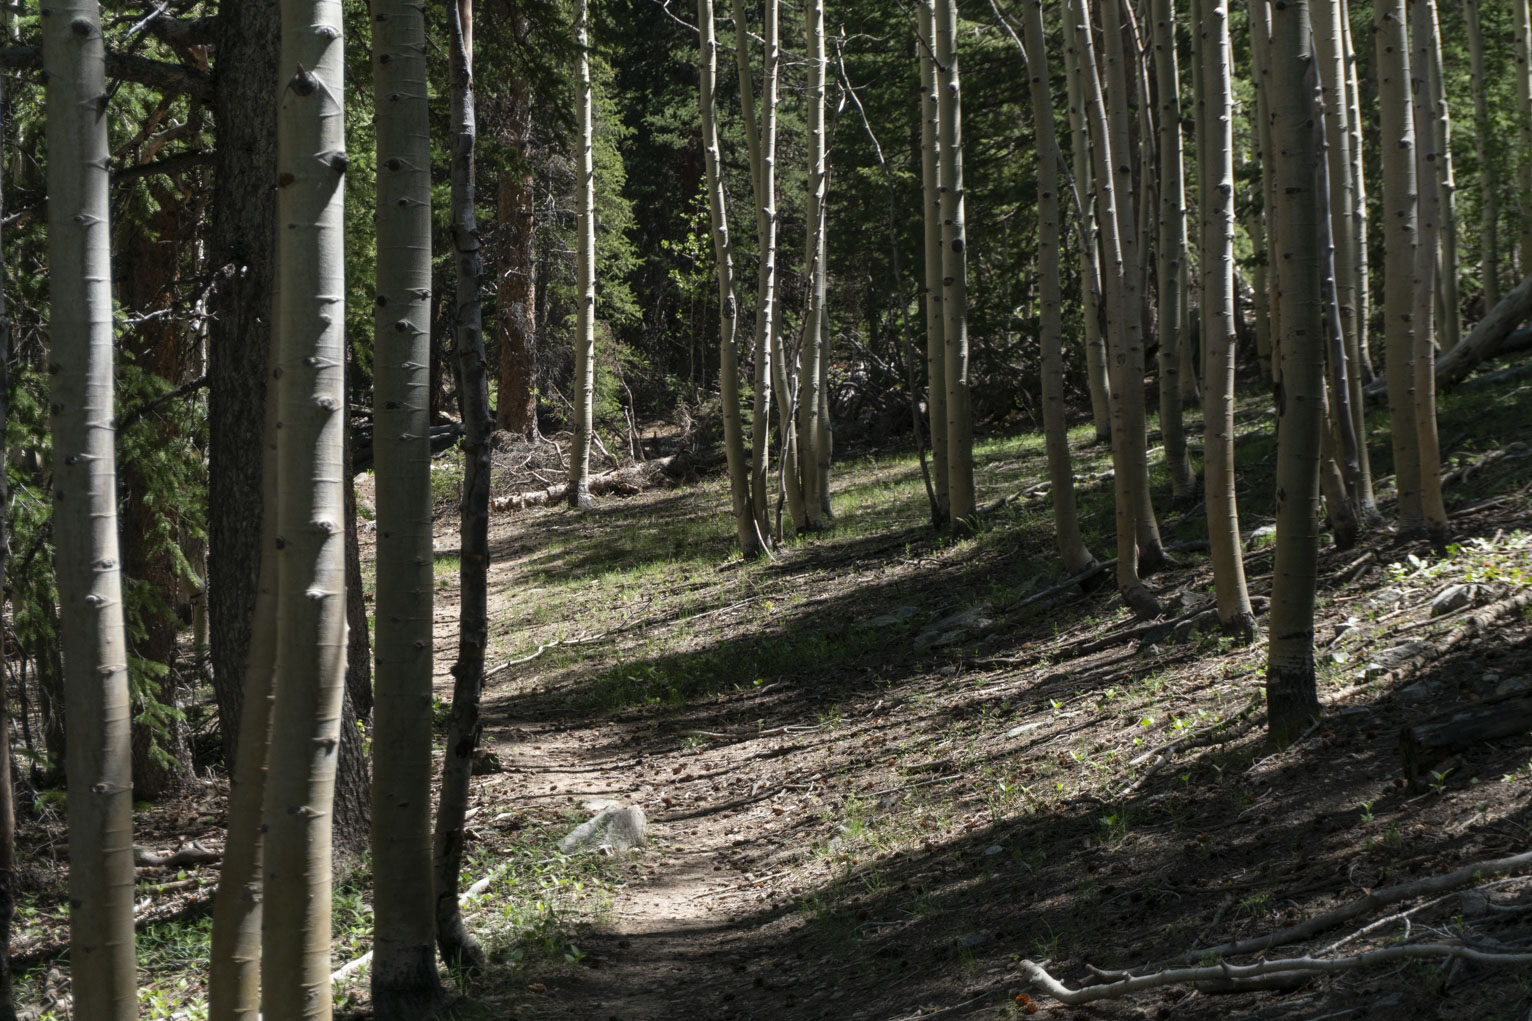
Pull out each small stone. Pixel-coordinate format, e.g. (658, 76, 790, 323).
(958, 930, 988, 948)
(1429, 584, 1473, 617)
(984, 845, 1004, 856)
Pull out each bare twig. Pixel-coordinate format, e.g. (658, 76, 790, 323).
(1022, 943, 1532, 1004)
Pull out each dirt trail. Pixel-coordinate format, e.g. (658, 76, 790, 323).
(412, 434, 1532, 1021)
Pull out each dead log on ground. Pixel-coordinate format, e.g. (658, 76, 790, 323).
(491, 454, 681, 511)
(1400, 694, 1532, 789)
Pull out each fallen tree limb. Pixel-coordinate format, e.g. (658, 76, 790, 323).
(1373, 590, 1532, 681)
(134, 843, 221, 869)
(1183, 847, 1532, 963)
(1400, 693, 1532, 789)
(1022, 943, 1532, 1004)
(491, 454, 681, 511)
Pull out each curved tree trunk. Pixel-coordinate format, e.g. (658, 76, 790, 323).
(434, 0, 494, 973)
(934, 0, 975, 529)
(1017, 0, 1097, 575)
(919, 0, 950, 525)
(43, 3, 138, 1015)
(1266, 0, 1325, 743)
(261, 2, 350, 1016)
(1199, 0, 1255, 637)
(370, 0, 446, 1013)
(697, 0, 759, 556)
(1424, 3, 1459, 354)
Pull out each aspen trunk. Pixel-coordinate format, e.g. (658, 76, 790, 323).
(568, 0, 596, 509)
(1266, 0, 1324, 743)
(1151, 0, 1195, 505)
(934, 0, 976, 529)
(697, 0, 758, 555)
(1099, 0, 1164, 569)
(207, 396, 276, 1021)
(1248, 0, 1283, 386)
(369, 0, 445, 1013)
(1377, 0, 1425, 536)
(731, 0, 781, 543)
(262, 1, 349, 1015)
(1061, 20, 1112, 442)
(1199, 0, 1255, 637)
(43, 3, 138, 1015)
(1464, 0, 1500, 308)
(1312, 0, 1377, 520)
(0, 69, 12, 1018)
(918, 0, 950, 526)
(1410, 0, 1449, 542)
(494, 8, 537, 438)
(433, 0, 493, 973)
(1340, 0, 1375, 381)
(1517, 0, 1532, 274)
(1073, 0, 1158, 617)
(1017, 0, 1097, 575)
(1424, 2, 1459, 354)
(796, 0, 830, 530)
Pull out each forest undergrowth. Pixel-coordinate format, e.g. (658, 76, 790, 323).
(15, 363, 1532, 1020)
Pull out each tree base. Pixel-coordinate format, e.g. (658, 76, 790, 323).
(1121, 583, 1161, 620)
(1267, 660, 1321, 745)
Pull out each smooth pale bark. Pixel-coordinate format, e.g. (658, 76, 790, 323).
(568, 0, 595, 510)
(1311, 0, 1377, 520)
(1340, 0, 1374, 381)
(797, 0, 829, 531)
(1424, 2, 1459, 354)
(1377, 0, 1426, 536)
(434, 0, 493, 972)
(262, 2, 349, 1015)
(934, 0, 976, 529)
(1151, 0, 1194, 505)
(1061, 19, 1112, 442)
(697, 0, 758, 555)
(1266, 0, 1324, 743)
(1198, 0, 1255, 637)
(370, 0, 444, 1014)
(919, 1, 950, 526)
(43, 3, 137, 1016)
(1464, 0, 1500, 308)
(207, 400, 275, 1021)
(1517, 0, 1532, 273)
(731, 0, 782, 542)
(0, 72, 12, 1020)
(1073, 0, 1158, 617)
(1249, 0, 1283, 385)
(1016, 0, 1097, 575)
(1314, 116, 1363, 545)
(1410, 0, 1449, 542)
(1098, 0, 1164, 569)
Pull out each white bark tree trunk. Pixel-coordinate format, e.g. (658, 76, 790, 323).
(262, 1, 349, 1015)
(919, 0, 950, 525)
(369, 0, 444, 1014)
(43, 2, 137, 1015)
(568, 0, 596, 510)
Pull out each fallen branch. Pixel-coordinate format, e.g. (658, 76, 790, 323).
(1022, 943, 1532, 1004)
(134, 843, 221, 869)
(1184, 847, 1532, 962)
(491, 454, 680, 511)
(485, 629, 612, 676)
(1372, 590, 1531, 680)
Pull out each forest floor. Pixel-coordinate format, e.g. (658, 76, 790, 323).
(13, 361, 1532, 1020)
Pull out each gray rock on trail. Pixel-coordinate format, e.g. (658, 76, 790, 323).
(558, 804, 648, 854)
(913, 604, 992, 651)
